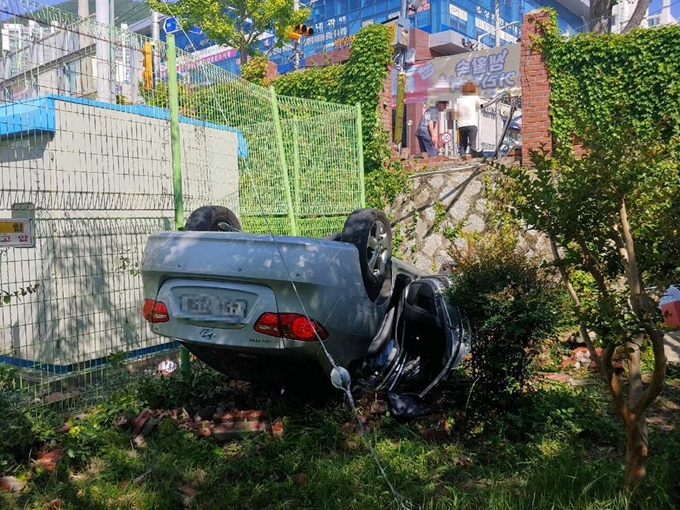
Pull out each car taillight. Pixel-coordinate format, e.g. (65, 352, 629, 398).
(253, 312, 328, 341)
(142, 299, 170, 323)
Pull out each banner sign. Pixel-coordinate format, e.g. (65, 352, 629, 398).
(393, 44, 520, 104)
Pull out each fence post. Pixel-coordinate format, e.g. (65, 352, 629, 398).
(356, 103, 366, 208)
(291, 115, 302, 217)
(167, 34, 190, 377)
(269, 86, 298, 236)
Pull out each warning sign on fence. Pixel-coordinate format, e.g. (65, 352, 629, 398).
(0, 219, 34, 248)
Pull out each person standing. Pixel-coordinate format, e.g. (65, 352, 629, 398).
(415, 101, 447, 157)
(455, 81, 485, 157)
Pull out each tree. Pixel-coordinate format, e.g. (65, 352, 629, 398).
(589, 0, 613, 33)
(621, 0, 651, 33)
(147, 0, 310, 63)
(589, 0, 651, 34)
(501, 122, 679, 489)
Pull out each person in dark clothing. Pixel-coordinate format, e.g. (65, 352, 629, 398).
(415, 101, 447, 157)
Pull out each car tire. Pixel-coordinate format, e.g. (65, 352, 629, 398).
(342, 208, 392, 302)
(185, 206, 241, 232)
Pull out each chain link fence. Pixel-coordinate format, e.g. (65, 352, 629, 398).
(0, 0, 364, 407)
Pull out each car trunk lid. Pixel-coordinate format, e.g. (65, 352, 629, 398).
(151, 279, 283, 350)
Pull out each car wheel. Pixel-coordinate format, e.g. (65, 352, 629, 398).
(185, 206, 241, 232)
(342, 208, 392, 301)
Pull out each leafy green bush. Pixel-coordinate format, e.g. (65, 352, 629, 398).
(0, 392, 60, 473)
(496, 383, 621, 445)
(0, 392, 35, 471)
(273, 65, 344, 103)
(537, 13, 680, 284)
(447, 228, 568, 410)
(365, 160, 410, 210)
(240, 55, 270, 87)
(137, 360, 227, 411)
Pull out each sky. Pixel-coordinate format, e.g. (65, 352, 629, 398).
(649, 0, 680, 18)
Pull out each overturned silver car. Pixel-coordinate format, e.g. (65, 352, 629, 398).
(141, 207, 470, 397)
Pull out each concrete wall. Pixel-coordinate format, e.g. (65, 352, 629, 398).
(0, 98, 239, 369)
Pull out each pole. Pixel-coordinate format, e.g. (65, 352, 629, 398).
(168, 36, 184, 232)
(291, 115, 302, 216)
(151, 11, 160, 41)
(356, 103, 366, 207)
(394, 0, 409, 150)
(494, 0, 500, 47)
(477, 21, 519, 49)
(109, 0, 115, 95)
(293, 0, 301, 70)
(151, 11, 160, 86)
(394, 72, 405, 150)
(167, 34, 189, 377)
(269, 86, 298, 236)
(95, 0, 110, 101)
(77, 0, 90, 94)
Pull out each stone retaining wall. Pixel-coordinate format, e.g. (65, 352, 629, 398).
(387, 160, 550, 271)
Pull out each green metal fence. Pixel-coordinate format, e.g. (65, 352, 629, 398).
(0, 0, 364, 407)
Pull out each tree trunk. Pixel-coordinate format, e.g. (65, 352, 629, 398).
(239, 42, 249, 64)
(590, 0, 613, 33)
(621, 0, 651, 33)
(624, 413, 649, 490)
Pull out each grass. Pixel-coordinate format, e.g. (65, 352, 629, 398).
(1, 363, 679, 510)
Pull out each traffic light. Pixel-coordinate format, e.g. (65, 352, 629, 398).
(290, 24, 314, 40)
(142, 41, 153, 90)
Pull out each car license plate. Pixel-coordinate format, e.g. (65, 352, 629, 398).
(179, 293, 247, 319)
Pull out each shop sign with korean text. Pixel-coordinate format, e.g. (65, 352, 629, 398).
(394, 44, 520, 104)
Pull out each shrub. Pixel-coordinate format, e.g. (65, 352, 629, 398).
(0, 392, 35, 471)
(240, 55, 270, 87)
(137, 360, 227, 411)
(496, 383, 621, 445)
(365, 160, 410, 210)
(447, 227, 568, 411)
(0, 391, 60, 473)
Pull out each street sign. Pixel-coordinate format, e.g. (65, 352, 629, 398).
(440, 132, 452, 144)
(163, 17, 179, 34)
(0, 218, 34, 248)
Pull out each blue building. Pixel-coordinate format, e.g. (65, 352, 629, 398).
(130, 0, 588, 74)
(284, 0, 586, 66)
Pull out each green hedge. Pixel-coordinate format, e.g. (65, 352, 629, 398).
(537, 11, 680, 157)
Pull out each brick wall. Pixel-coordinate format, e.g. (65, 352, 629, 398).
(265, 60, 279, 81)
(520, 9, 552, 164)
(381, 70, 393, 144)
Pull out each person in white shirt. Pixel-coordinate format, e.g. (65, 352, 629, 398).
(455, 81, 485, 157)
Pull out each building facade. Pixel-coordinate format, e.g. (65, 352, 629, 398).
(126, 0, 588, 74)
(280, 0, 588, 66)
(1, 20, 58, 76)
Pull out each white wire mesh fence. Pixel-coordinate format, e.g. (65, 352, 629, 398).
(0, 0, 363, 407)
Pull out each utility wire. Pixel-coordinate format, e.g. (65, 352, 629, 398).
(114, 2, 150, 26)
